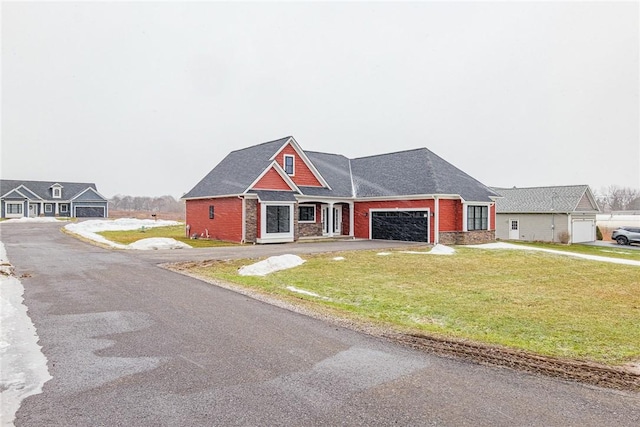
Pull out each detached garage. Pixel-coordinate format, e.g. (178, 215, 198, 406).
(492, 185, 600, 244)
(572, 220, 596, 243)
(371, 211, 429, 242)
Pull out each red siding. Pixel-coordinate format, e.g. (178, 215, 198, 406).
(185, 197, 243, 242)
(438, 199, 461, 231)
(252, 167, 294, 191)
(276, 144, 323, 187)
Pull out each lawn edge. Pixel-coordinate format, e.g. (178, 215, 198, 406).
(162, 261, 640, 392)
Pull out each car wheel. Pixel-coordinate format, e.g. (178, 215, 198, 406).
(616, 236, 629, 245)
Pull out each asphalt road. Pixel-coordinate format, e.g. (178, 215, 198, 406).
(2, 222, 639, 426)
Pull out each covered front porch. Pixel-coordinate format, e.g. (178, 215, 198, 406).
(296, 199, 354, 240)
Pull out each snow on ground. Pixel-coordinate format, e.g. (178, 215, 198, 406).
(2, 217, 64, 223)
(468, 242, 640, 266)
(0, 243, 51, 427)
(332, 256, 345, 261)
(64, 218, 190, 250)
(285, 286, 329, 300)
(238, 254, 305, 276)
(402, 244, 456, 255)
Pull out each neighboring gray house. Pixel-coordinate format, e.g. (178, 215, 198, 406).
(492, 185, 600, 243)
(1, 179, 108, 219)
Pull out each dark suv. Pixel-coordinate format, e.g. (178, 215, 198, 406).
(611, 226, 640, 245)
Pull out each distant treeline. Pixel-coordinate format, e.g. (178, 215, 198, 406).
(108, 195, 184, 213)
(595, 186, 640, 212)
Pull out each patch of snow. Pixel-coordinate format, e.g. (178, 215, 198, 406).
(332, 256, 345, 261)
(127, 238, 191, 250)
(401, 244, 455, 256)
(377, 252, 392, 256)
(286, 286, 329, 300)
(2, 217, 64, 223)
(0, 243, 52, 426)
(64, 218, 190, 250)
(468, 242, 640, 266)
(238, 254, 305, 276)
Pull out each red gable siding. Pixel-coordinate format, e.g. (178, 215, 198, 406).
(276, 144, 323, 187)
(185, 197, 243, 242)
(252, 167, 294, 191)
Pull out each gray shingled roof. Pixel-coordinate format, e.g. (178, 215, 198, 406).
(0, 179, 102, 201)
(183, 137, 498, 202)
(247, 190, 298, 202)
(182, 137, 291, 199)
(299, 151, 353, 198)
(491, 185, 598, 213)
(351, 148, 498, 201)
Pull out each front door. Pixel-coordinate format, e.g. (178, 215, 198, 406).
(28, 203, 38, 218)
(321, 206, 329, 235)
(333, 206, 342, 235)
(321, 205, 342, 235)
(509, 219, 519, 240)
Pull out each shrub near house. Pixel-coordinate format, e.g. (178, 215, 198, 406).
(182, 136, 498, 244)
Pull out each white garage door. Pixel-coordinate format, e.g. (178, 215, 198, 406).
(572, 220, 595, 243)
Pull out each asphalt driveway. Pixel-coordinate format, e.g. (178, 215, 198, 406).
(2, 222, 639, 426)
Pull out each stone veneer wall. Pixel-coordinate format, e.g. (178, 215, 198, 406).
(298, 222, 323, 238)
(438, 230, 495, 245)
(244, 199, 258, 243)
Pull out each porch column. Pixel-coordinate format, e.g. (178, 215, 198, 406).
(348, 201, 354, 237)
(327, 202, 334, 237)
(434, 197, 439, 244)
(55, 202, 59, 215)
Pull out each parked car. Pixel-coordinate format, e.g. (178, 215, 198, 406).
(611, 226, 640, 245)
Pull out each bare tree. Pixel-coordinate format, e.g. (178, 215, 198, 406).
(596, 186, 640, 212)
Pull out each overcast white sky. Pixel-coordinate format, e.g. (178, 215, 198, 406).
(2, 1, 638, 199)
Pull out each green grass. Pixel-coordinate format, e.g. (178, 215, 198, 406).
(187, 247, 640, 365)
(98, 225, 236, 248)
(509, 240, 640, 261)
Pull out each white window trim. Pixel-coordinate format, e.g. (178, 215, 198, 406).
(257, 202, 295, 243)
(52, 187, 62, 198)
(298, 204, 316, 223)
(5, 202, 24, 218)
(45, 203, 53, 213)
(463, 203, 492, 231)
(283, 154, 295, 176)
(60, 204, 69, 213)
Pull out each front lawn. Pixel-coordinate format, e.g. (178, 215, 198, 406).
(98, 225, 236, 248)
(510, 241, 640, 261)
(186, 247, 640, 366)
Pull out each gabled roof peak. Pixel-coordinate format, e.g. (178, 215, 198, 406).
(230, 136, 293, 154)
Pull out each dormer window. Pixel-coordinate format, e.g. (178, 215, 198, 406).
(284, 155, 295, 176)
(51, 184, 62, 199)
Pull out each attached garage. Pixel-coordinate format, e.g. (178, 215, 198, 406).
(371, 210, 429, 242)
(572, 220, 595, 243)
(75, 206, 106, 218)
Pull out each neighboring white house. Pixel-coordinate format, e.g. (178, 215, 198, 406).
(492, 185, 600, 244)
